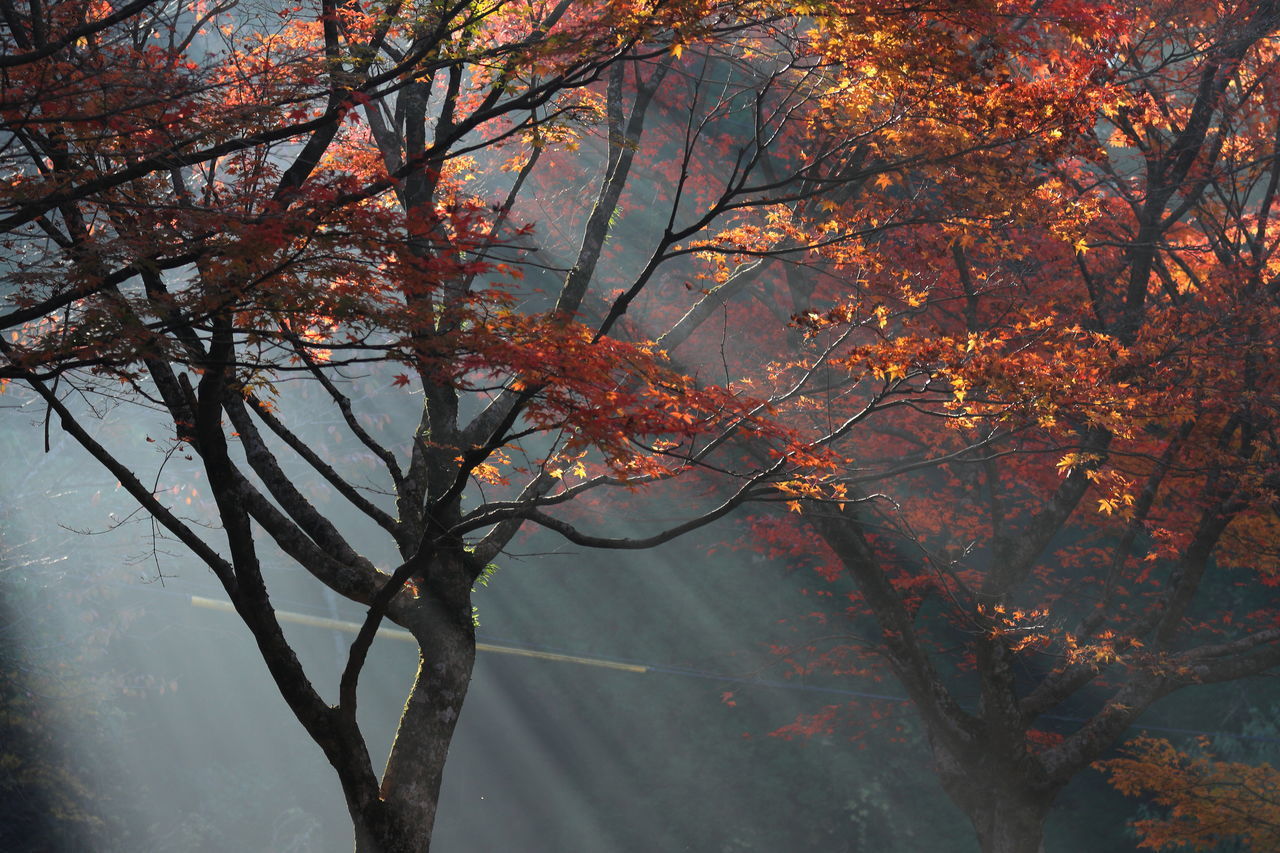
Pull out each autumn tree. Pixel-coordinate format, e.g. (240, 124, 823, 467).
(1101, 736, 1280, 851)
(708, 2, 1280, 852)
(0, 0, 1122, 849)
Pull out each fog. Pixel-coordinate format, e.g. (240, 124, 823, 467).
(0, 398, 974, 850)
(7, 10, 1280, 852)
(10, 405, 1267, 851)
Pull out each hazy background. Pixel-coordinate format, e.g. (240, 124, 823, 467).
(9, 396, 1275, 853)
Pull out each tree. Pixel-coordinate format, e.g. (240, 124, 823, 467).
(722, 2, 1280, 851)
(2, 0, 1122, 849)
(1101, 736, 1280, 851)
(2, 1, 780, 847)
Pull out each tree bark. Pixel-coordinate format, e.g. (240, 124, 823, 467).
(353, 557, 477, 853)
(969, 799, 1050, 853)
(937, 763, 1054, 853)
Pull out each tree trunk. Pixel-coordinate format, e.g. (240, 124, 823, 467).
(966, 795, 1051, 853)
(354, 565, 477, 853)
(938, 769, 1053, 853)
(932, 740, 1055, 853)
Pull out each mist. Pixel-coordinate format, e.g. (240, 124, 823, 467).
(7, 3, 1280, 853)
